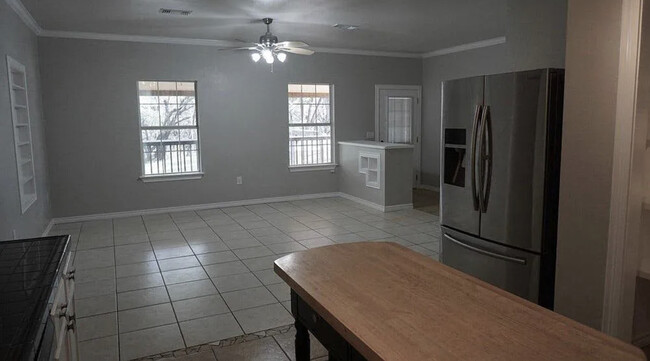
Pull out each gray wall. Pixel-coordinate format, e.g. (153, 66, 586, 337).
(0, 2, 52, 239)
(39, 38, 422, 217)
(555, 0, 622, 330)
(420, 0, 567, 187)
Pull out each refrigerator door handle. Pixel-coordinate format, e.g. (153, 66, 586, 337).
(476, 105, 488, 212)
(470, 105, 482, 211)
(443, 233, 527, 265)
(479, 105, 492, 213)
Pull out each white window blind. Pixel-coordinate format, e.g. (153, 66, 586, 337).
(288, 84, 334, 167)
(387, 96, 413, 144)
(138, 81, 202, 176)
(7, 56, 37, 213)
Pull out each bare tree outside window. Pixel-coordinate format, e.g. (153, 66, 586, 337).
(288, 84, 333, 166)
(138, 81, 201, 176)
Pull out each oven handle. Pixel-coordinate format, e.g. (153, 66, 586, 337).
(444, 233, 527, 265)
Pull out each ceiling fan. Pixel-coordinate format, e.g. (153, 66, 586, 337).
(223, 18, 315, 64)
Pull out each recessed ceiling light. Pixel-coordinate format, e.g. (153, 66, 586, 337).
(159, 8, 193, 16)
(333, 24, 360, 31)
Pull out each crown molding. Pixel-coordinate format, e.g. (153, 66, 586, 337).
(7, 0, 505, 59)
(422, 36, 506, 58)
(310, 47, 422, 59)
(39, 30, 245, 48)
(5, 0, 42, 35)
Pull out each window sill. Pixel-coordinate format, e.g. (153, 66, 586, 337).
(289, 164, 338, 173)
(139, 172, 204, 183)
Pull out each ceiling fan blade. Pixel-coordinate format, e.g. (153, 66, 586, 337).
(218, 44, 261, 51)
(276, 41, 309, 48)
(280, 47, 315, 55)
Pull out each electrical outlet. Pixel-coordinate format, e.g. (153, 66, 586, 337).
(236, 176, 243, 185)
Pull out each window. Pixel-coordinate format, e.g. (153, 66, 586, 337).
(7, 56, 37, 213)
(137, 81, 201, 178)
(288, 84, 334, 168)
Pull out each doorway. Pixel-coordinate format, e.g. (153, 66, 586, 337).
(375, 85, 422, 186)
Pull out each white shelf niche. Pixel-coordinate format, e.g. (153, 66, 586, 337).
(359, 152, 380, 189)
(6, 56, 37, 213)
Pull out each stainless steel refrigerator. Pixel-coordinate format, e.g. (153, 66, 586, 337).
(440, 69, 564, 309)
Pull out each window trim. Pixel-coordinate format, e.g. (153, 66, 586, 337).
(136, 80, 203, 179)
(287, 83, 336, 170)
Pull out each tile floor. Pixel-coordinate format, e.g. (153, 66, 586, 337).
(49, 197, 440, 361)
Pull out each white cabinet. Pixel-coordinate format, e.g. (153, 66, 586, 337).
(50, 252, 77, 361)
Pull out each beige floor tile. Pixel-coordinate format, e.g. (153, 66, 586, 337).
(77, 312, 118, 341)
(118, 286, 170, 310)
(172, 295, 230, 321)
(167, 279, 218, 301)
(233, 303, 293, 334)
(213, 337, 289, 361)
(179, 313, 243, 346)
(222, 287, 277, 311)
(119, 324, 185, 360)
(78, 335, 119, 361)
(118, 303, 177, 332)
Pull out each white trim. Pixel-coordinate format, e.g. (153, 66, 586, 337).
(416, 184, 440, 192)
(41, 219, 54, 236)
(338, 192, 413, 212)
(139, 172, 204, 183)
(49, 192, 417, 224)
(39, 30, 243, 48)
(422, 36, 506, 58)
(310, 47, 421, 59)
(288, 164, 337, 173)
(51, 193, 341, 223)
(374, 85, 422, 186)
(602, 0, 644, 341)
(5, 0, 42, 35)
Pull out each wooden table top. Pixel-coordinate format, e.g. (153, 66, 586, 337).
(274, 242, 646, 361)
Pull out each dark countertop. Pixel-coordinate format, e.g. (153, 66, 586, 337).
(0, 236, 70, 361)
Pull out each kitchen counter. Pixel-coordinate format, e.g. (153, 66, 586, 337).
(338, 141, 413, 211)
(0, 236, 71, 360)
(274, 242, 646, 361)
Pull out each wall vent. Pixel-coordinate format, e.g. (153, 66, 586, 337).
(159, 8, 192, 16)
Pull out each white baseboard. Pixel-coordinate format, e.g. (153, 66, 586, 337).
(633, 332, 650, 348)
(50, 191, 416, 225)
(41, 219, 55, 236)
(52, 192, 340, 224)
(338, 193, 413, 212)
(416, 184, 440, 192)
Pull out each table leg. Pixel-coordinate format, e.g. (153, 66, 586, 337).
(295, 319, 310, 361)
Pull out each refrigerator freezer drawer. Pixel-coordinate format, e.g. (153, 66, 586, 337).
(441, 227, 540, 303)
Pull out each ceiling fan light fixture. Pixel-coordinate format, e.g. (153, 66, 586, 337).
(277, 52, 287, 62)
(251, 52, 261, 62)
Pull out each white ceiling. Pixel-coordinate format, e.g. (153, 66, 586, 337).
(21, 0, 506, 54)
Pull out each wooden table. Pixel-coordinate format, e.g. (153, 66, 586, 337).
(273, 242, 646, 361)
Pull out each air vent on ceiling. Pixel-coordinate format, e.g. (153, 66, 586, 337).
(333, 24, 359, 31)
(159, 8, 193, 16)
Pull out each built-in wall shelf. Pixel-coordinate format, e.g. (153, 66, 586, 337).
(6, 56, 37, 214)
(639, 258, 650, 280)
(359, 152, 380, 189)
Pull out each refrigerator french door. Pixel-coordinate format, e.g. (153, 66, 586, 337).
(440, 69, 564, 309)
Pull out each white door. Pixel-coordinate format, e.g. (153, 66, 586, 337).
(375, 85, 422, 186)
